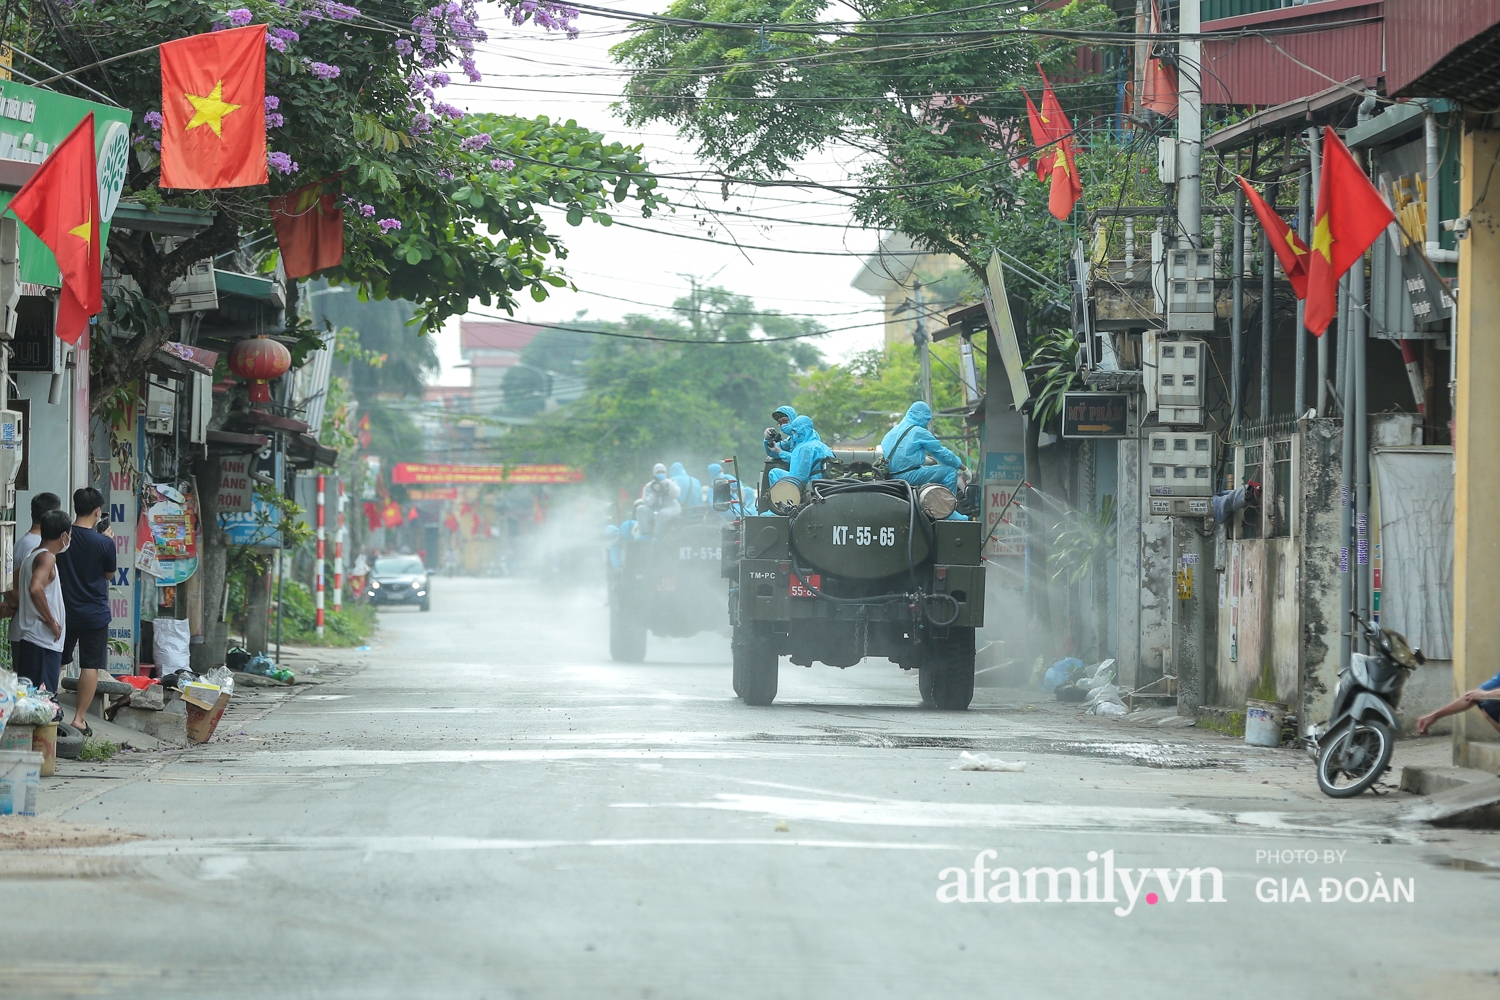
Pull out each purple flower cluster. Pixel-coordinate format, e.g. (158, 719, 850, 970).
(458, 133, 490, 151)
(268, 151, 299, 175)
(507, 0, 579, 38)
(266, 112, 284, 128)
(143, 110, 163, 130)
(436, 168, 455, 181)
(308, 61, 342, 80)
(268, 26, 300, 52)
(393, 38, 413, 56)
(378, 218, 402, 233)
(432, 102, 464, 120)
(323, 1, 360, 19)
(490, 157, 515, 171)
(460, 57, 480, 83)
(265, 95, 281, 111)
(428, 72, 451, 89)
(410, 112, 433, 135)
(360, 203, 377, 217)
(227, 8, 253, 27)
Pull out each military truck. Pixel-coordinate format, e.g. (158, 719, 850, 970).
(607, 506, 729, 662)
(718, 453, 985, 709)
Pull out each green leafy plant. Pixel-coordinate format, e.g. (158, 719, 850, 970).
(78, 738, 121, 761)
(1026, 327, 1081, 429)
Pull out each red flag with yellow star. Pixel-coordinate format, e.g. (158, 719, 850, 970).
(1236, 176, 1309, 299)
(160, 24, 267, 189)
(1039, 71, 1081, 219)
(1021, 89, 1055, 182)
(8, 113, 102, 345)
(1305, 127, 1394, 336)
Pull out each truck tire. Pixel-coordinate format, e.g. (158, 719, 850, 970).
(734, 627, 778, 706)
(920, 628, 975, 710)
(609, 597, 647, 663)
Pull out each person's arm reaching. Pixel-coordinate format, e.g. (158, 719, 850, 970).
(913, 428, 962, 468)
(28, 551, 62, 641)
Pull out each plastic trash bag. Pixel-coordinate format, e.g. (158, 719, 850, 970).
(0, 669, 16, 730)
(1042, 657, 1084, 693)
(154, 618, 192, 674)
(10, 693, 57, 726)
(1093, 702, 1128, 716)
(203, 665, 235, 696)
(243, 655, 276, 677)
(952, 751, 1028, 772)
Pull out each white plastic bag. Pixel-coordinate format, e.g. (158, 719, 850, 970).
(0, 669, 15, 731)
(952, 751, 1028, 772)
(153, 618, 192, 674)
(203, 665, 235, 696)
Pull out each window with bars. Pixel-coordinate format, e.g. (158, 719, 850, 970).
(1269, 439, 1292, 538)
(1240, 444, 1263, 540)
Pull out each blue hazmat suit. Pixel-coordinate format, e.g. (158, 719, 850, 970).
(767, 415, 833, 488)
(709, 462, 755, 516)
(880, 401, 963, 493)
(765, 405, 798, 459)
(670, 462, 702, 508)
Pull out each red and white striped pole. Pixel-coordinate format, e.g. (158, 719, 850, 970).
(333, 480, 345, 613)
(315, 474, 326, 638)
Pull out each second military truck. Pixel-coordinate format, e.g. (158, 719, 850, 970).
(718, 460, 985, 709)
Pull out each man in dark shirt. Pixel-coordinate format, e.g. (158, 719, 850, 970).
(57, 487, 116, 735)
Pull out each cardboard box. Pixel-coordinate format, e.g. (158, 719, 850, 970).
(183, 689, 231, 744)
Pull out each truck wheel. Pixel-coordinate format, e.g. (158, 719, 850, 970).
(920, 628, 975, 710)
(734, 627, 778, 706)
(609, 598, 647, 663)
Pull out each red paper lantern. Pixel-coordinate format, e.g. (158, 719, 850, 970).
(229, 335, 292, 403)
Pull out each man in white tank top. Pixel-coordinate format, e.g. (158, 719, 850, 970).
(14, 509, 71, 692)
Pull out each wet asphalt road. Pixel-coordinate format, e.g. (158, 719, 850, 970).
(6, 576, 1500, 1000)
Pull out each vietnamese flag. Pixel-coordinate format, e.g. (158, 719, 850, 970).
(1039, 72, 1082, 219)
(8, 113, 102, 345)
(269, 181, 344, 278)
(160, 24, 268, 189)
(1021, 89, 1055, 182)
(1236, 176, 1310, 299)
(1305, 127, 1395, 336)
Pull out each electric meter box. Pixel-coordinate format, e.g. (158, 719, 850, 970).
(1166, 248, 1215, 332)
(1149, 431, 1213, 506)
(144, 377, 176, 436)
(0, 408, 23, 511)
(1156, 338, 1205, 424)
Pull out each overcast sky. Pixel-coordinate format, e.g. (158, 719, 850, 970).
(429, 2, 891, 386)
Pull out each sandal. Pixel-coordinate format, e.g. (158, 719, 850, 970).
(74, 722, 93, 737)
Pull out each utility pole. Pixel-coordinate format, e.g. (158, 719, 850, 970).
(1177, 0, 1202, 247)
(914, 281, 932, 407)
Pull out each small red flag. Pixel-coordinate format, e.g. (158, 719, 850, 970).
(270, 181, 344, 279)
(9, 113, 102, 344)
(1305, 127, 1395, 336)
(1021, 89, 1055, 182)
(1141, 0, 1178, 117)
(1039, 71, 1082, 219)
(1236, 176, 1310, 299)
(160, 25, 268, 190)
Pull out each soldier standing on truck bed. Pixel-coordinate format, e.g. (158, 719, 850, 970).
(880, 401, 968, 493)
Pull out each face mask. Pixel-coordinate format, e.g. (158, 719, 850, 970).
(654, 473, 666, 481)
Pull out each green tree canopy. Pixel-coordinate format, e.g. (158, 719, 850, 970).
(17, 0, 661, 400)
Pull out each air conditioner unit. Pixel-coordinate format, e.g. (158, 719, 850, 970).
(144, 376, 176, 436)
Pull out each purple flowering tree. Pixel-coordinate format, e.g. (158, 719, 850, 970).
(31, 0, 657, 412)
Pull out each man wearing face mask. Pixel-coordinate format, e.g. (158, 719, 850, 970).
(57, 487, 117, 735)
(767, 415, 833, 489)
(881, 401, 966, 493)
(638, 463, 681, 537)
(764, 405, 797, 460)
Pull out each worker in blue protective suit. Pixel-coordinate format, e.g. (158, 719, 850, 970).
(670, 462, 702, 508)
(880, 401, 966, 493)
(767, 415, 834, 489)
(764, 405, 797, 460)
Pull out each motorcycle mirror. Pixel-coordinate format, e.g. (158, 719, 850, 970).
(711, 477, 735, 512)
(1413, 648, 1426, 665)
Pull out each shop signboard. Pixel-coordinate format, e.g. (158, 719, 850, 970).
(0, 80, 132, 286)
(107, 400, 142, 675)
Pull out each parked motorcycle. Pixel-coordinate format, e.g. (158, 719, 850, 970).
(1309, 613, 1425, 798)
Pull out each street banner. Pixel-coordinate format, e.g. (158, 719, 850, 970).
(391, 462, 584, 485)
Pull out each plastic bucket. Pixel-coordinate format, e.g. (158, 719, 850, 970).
(1, 724, 35, 752)
(31, 723, 57, 777)
(0, 750, 42, 816)
(1245, 700, 1289, 748)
